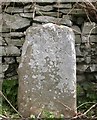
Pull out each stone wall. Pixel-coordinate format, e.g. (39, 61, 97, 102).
(1, 2, 97, 101)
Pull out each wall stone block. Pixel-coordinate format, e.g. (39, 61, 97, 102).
(2, 13, 31, 31)
(82, 22, 97, 35)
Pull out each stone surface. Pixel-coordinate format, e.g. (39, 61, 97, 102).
(76, 57, 84, 63)
(59, 17, 72, 27)
(0, 14, 2, 33)
(18, 23, 76, 118)
(0, 64, 2, 74)
(0, 4, 2, 13)
(4, 57, 15, 64)
(75, 44, 83, 57)
(53, 3, 72, 9)
(77, 64, 88, 74)
(33, 16, 57, 23)
(82, 22, 97, 34)
(2, 46, 20, 56)
(72, 25, 81, 35)
(0, 57, 2, 64)
(0, 36, 2, 46)
(2, 13, 31, 31)
(4, 7, 23, 13)
(23, 5, 34, 13)
(0, 73, 4, 79)
(9, 32, 25, 38)
(2, 64, 9, 73)
(60, 9, 85, 15)
(82, 35, 97, 43)
(36, 5, 53, 11)
(5, 37, 25, 46)
(36, 11, 62, 17)
(34, 16, 72, 26)
(2, 32, 25, 38)
(20, 13, 34, 19)
(0, 46, 3, 57)
(16, 57, 21, 63)
(75, 35, 81, 44)
(89, 64, 97, 72)
(85, 56, 91, 64)
(91, 56, 97, 64)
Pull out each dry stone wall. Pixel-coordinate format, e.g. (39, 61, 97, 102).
(1, 2, 97, 103)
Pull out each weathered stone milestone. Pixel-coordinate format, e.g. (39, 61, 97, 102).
(18, 23, 76, 118)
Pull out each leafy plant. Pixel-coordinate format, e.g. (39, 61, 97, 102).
(2, 79, 18, 114)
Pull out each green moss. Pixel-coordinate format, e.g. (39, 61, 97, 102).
(2, 79, 18, 114)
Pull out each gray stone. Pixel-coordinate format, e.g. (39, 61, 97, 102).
(85, 56, 91, 64)
(53, 3, 72, 9)
(62, 15, 72, 27)
(32, 23, 42, 27)
(23, 5, 35, 13)
(59, 17, 72, 27)
(1, 37, 8, 46)
(36, 5, 53, 11)
(2, 32, 25, 38)
(75, 35, 81, 44)
(0, 57, 2, 64)
(2, 13, 31, 31)
(0, 46, 3, 57)
(3, 46, 20, 56)
(34, 16, 72, 26)
(0, 73, 4, 79)
(9, 32, 25, 38)
(18, 23, 76, 118)
(0, 36, 2, 46)
(2, 64, 9, 72)
(4, 7, 23, 13)
(81, 35, 89, 43)
(91, 56, 97, 64)
(0, 14, 2, 33)
(16, 57, 21, 63)
(82, 35, 97, 43)
(0, 64, 2, 74)
(72, 25, 81, 35)
(20, 13, 34, 19)
(2, 21, 10, 33)
(89, 64, 97, 72)
(5, 37, 25, 46)
(90, 35, 97, 43)
(36, 11, 62, 17)
(33, 16, 60, 23)
(0, 4, 2, 13)
(4, 57, 15, 64)
(82, 22, 97, 35)
(60, 9, 85, 15)
(76, 57, 84, 63)
(34, 16, 53, 23)
(63, 15, 72, 20)
(31, 0, 56, 2)
(77, 64, 89, 74)
(75, 44, 83, 57)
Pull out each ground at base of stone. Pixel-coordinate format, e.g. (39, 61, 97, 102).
(1, 117, 97, 120)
